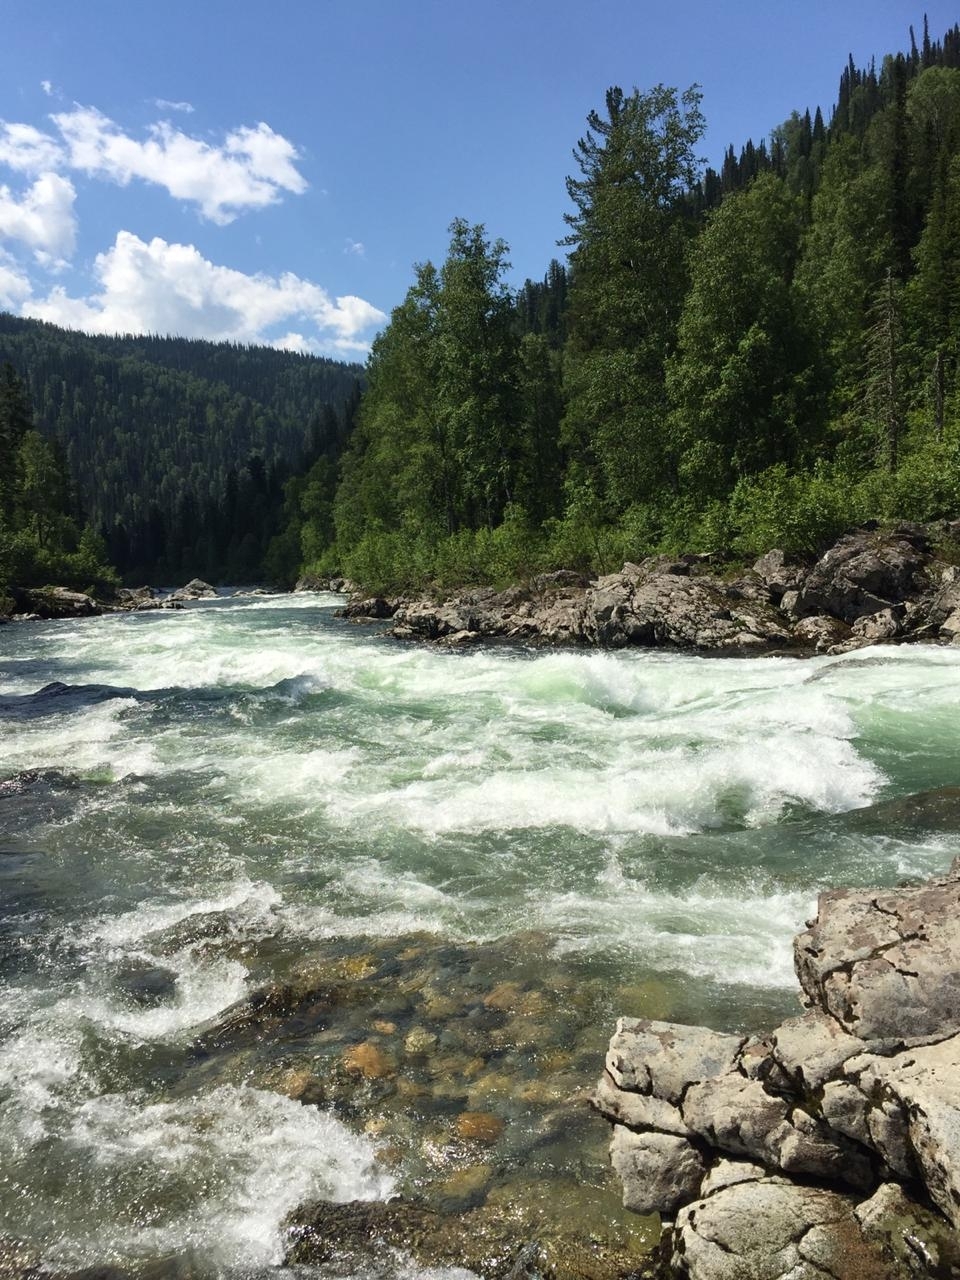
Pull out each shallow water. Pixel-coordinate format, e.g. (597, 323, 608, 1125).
(1, 594, 958, 1276)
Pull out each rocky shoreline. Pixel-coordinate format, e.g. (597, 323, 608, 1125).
(1, 577, 237, 622)
(334, 521, 960, 656)
(594, 858, 960, 1278)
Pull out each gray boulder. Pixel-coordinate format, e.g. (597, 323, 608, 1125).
(596, 858, 960, 1276)
(168, 577, 217, 601)
(796, 527, 929, 623)
(751, 549, 808, 603)
(794, 859, 960, 1041)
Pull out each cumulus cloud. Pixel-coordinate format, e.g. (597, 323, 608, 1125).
(23, 230, 385, 353)
(40, 80, 54, 97)
(0, 252, 33, 309)
(0, 122, 65, 174)
(0, 172, 77, 260)
(51, 106, 307, 223)
(153, 98, 194, 114)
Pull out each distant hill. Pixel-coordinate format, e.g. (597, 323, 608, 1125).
(0, 314, 363, 580)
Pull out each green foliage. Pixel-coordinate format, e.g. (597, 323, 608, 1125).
(669, 174, 826, 499)
(562, 84, 706, 509)
(13, 23, 960, 599)
(724, 464, 856, 556)
(0, 362, 118, 594)
(0, 315, 362, 581)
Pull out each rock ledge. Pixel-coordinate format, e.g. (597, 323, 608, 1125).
(594, 858, 960, 1278)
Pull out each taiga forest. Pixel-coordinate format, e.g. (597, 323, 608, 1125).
(3, 19, 960, 595)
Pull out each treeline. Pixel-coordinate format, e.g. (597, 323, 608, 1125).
(0, 314, 362, 583)
(290, 19, 960, 593)
(0, 362, 117, 596)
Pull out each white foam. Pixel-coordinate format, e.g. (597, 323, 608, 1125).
(54, 1085, 393, 1270)
(0, 696, 158, 778)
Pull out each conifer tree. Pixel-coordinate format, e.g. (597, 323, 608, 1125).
(561, 84, 705, 512)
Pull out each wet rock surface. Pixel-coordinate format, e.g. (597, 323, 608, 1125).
(286, 1184, 662, 1280)
(346, 522, 960, 656)
(595, 858, 960, 1279)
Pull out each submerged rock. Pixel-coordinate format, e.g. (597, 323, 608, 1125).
(286, 1183, 658, 1280)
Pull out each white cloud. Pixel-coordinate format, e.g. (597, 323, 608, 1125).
(344, 238, 365, 257)
(0, 252, 32, 309)
(51, 106, 307, 223)
(0, 172, 76, 260)
(153, 98, 194, 114)
(23, 230, 385, 354)
(40, 80, 54, 97)
(0, 122, 65, 174)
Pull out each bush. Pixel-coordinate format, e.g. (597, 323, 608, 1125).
(726, 463, 856, 556)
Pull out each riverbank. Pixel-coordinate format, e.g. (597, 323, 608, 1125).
(334, 521, 960, 656)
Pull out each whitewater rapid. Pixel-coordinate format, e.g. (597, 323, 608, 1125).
(2, 592, 958, 1274)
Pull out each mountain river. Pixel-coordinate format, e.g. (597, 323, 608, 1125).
(1, 592, 959, 1277)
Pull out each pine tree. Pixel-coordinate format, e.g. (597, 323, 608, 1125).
(561, 84, 705, 512)
(0, 362, 33, 531)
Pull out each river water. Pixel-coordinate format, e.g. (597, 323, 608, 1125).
(2, 593, 959, 1277)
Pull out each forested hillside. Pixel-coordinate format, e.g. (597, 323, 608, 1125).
(4, 21, 960, 597)
(293, 19, 960, 593)
(0, 315, 362, 582)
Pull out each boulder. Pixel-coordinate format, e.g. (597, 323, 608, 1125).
(751, 549, 808, 603)
(168, 578, 217, 601)
(605, 1019, 744, 1104)
(611, 1127, 706, 1217)
(581, 572, 790, 652)
(115, 585, 157, 609)
(796, 528, 928, 623)
(791, 614, 849, 652)
(924, 565, 960, 641)
(9, 586, 102, 619)
(671, 1180, 892, 1280)
(338, 596, 396, 620)
(596, 858, 960, 1276)
(793, 858, 960, 1041)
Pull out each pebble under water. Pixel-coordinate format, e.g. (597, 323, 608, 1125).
(2, 592, 959, 1278)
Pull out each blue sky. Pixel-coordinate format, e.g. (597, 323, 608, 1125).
(0, 2, 955, 360)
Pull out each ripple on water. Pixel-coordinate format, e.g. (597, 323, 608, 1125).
(2, 600, 960, 1274)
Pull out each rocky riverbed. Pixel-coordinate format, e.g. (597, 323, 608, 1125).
(594, 858, 960, 1279)
(336, 522, 960, 656)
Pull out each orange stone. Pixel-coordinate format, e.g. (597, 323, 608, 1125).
(343, 1041, 394, 1079)
(454, 1111, 505, 1143)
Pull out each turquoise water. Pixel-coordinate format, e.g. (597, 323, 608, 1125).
(1, 593, 958, 1274)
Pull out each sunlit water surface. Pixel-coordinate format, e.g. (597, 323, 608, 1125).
(2, 593, 959, 1276)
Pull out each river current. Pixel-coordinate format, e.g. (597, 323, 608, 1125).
(1, 592, 959, 1276)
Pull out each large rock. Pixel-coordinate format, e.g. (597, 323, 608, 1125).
(796, 526, 929, 623)
(671, 1180, 892, 1280)
(924, 565, 960, 642)
(596, 858, 960, 1277)
(168, 578, 217, 601)
(581, 567, 791, 652)
(610, 1127, 706, 1217)
(9, 586, 102, 619)
(793, 858, 960, 1041)
(360, 523, 960, 654)
(751, 549, 808, 603)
